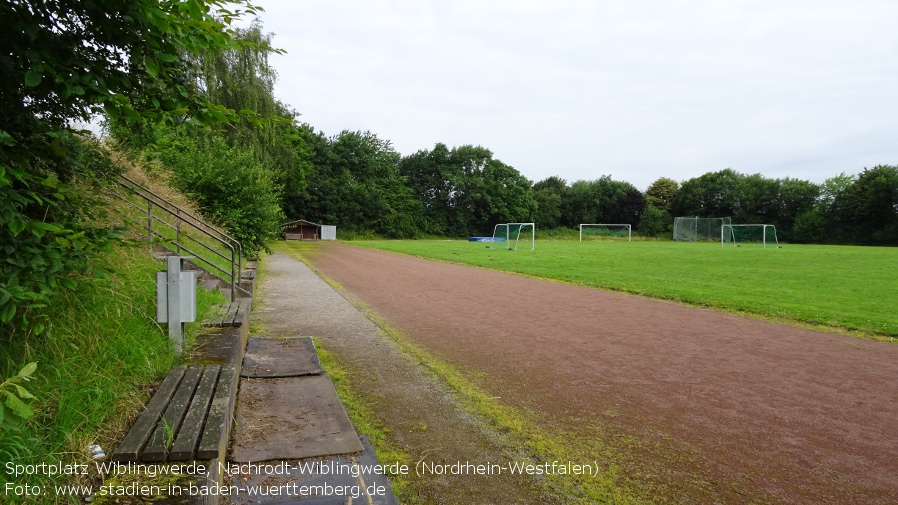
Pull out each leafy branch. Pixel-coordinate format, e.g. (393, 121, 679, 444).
(0, 362, 38, 432)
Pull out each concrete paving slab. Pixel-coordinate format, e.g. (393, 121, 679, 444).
(242, 336, 323, 378)
(232, 376, 363, 462)
(227, 436, 398, 505)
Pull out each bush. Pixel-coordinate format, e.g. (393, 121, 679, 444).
(1, 126, 123, 335)
(637, 204, 673, 238)
(792, 209, 828, 244)
(154, 133, 284, 256)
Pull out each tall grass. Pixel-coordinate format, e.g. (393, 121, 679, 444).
(354, 240, 898, 337)
(0, 243, 223, 499)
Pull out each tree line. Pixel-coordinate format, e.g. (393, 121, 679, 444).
(658, 167, 898, 245)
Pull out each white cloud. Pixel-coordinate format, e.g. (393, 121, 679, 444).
(251, 0, 898, 190)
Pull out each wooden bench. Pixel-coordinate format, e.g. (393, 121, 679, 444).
(202, 301, 249, 328)
(112, 364, 236, 462)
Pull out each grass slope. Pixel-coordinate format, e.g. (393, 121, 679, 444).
(0, 246, 224, 501)
(353, 240, 897, 337)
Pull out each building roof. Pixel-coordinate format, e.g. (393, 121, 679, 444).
(283, 219, 319, 227)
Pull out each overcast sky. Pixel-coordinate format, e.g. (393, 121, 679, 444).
(248, 0, 898, 191)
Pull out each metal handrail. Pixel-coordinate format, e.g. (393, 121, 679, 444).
(116, 175, 244, 300)
(119, 174, 244, 262)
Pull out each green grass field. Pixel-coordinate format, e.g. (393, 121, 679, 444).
(352, 239, 897, 337)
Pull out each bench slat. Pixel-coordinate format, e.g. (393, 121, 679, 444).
(197, 365, 236, 459)
(204, 303, 227, 327)
(112, 367, 186, 461)
(233, 300, 249, 327)
(142, 365, 203, 462)
(222, 302, 240, 327)
(169, 365, 221, 461)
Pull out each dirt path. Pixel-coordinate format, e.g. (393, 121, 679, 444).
(301, 241, 898, 504)
(254, 252, 558, 505)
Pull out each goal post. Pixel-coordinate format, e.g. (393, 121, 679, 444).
(490, 222, 535, 251)
(674, 216, 732, 241)
(579, 224, 632, 242)
(721, 224, 780, 249)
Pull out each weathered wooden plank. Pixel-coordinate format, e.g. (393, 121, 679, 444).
(233, 300, 249, 327)
(222, 302, 240, 327)
(204, 303, 227, 327)
(142, 365, 203, 462)
(197, 365, 236, 460)
(112, 366, 186, 462)
(168, 365, 220, 461)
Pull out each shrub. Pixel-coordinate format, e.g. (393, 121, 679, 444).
(154, 133, 284, 256)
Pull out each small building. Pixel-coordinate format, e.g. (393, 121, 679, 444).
(283, 219, 319, 240)
(283, 220, 337, 241)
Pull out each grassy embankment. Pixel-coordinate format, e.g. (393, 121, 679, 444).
(0, 164, 227, 501)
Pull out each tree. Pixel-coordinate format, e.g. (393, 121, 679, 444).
(819, 172, 855, 213)
(287, 130, 423, 238)
(149, 131, 285, 254)
(533, 189, 563, 229)
(832, 165, 898, 244)
(2, 0, 264, 129)
(533, 176, 567, 194)
(476, 157, 536, 230)
(775, 178, 820, 241)
(282, 124, 340, 224)
(792, 209, 828, 244)
(531, 176, 567, 230)
(802, 172, 855, 244)
(191, 20, 308, 207)
(398, 143, 454, 234)
(731, 173, 779, 223)
(644, 177, 679, 212)
(615, 187, 646, 225)
(1, 0, 264, 334)
(638, 204, 673, 237)
(400, 144, 535, 236)
(671, 169, 740, 218)
(110, 18, 303, 254)
(560, 177, 642, 227)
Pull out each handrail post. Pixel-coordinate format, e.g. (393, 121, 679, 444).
(176, 208, 182, 255)
(147, 200, 153, 246)
(231, 248, 236, 301)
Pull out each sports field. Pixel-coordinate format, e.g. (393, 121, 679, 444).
(354, 240, 897, 337)
(296, 241, 898, 503)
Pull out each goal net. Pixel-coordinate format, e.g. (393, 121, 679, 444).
(579, 224, 631, 242)
(490, 223, 535, 251)
(674, 216, 732, 242)
(721, 224, 780, 249)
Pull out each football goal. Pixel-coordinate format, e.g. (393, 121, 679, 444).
(674, 216, 732, 242)
(721, 224, 780, 249)
(579, 224, 631, 242)
(490, 222, 535, 251)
